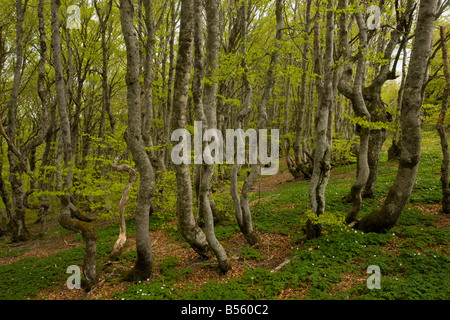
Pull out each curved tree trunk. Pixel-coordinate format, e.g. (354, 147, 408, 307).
(109, 151, 137, 260)
(119, 0, 156, 281)
(5, 0, 28, 242)
(357, 0, 438, 232)
(4, 0, 50, 241)
(171, 0, 213, 260)
(288, 0, 312, 181)
(229, 0, 259, 246)
(234, 0, 283, 245)
(196, 0, 231, 272)
(362, 0, 415, 198)
(337, 1, 371, 224)
(363, 125, 386, 198)
(51, 0, 97, 290)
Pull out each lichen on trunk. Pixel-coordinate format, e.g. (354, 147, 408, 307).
(356, 0, 438, 232)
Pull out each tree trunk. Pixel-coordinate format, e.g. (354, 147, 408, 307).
(389, 45, 408, 161)
(229, 1, 257, 245)
(171, 0, 212, 260)
(197, 0, 231, 272)
(437, 25, 450, 214)
(5, 0, 29, 242)
(109, 151, 137, 260)
(306, 0, 334, 240)
(94, 0, 114, 143)
(164, 0, 177, 169)
(51, 0, 97, 290)
(337, 1, 371, 224)
(363, 126, 386, 198)
(356, 0, 438, 232)
(119, 0, 156, 281)
(231, 0, 283, 246)
(192, 0, 206, 221)
(362, 0, 415, 198)
(289, 0, 312, 180)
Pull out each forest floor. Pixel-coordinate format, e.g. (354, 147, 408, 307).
(0, 125, 449, 300)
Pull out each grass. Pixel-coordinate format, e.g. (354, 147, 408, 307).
(0, 124, 449, 300)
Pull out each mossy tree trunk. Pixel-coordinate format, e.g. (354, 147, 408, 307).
(362, 0, 415, 198)
(356, 0, 438, 232)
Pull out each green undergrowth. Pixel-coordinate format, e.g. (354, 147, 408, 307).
(115, 214, 449, 300)
(0, 125, 448, 300)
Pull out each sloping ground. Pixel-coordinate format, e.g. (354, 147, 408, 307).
(0, 169, 448, 300)
(0, 130, 449, 300)
(29, 223, 297, 300)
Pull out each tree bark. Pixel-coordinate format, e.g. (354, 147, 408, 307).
(192, 0, 230, 272)
(109, 151, 137, 260)
(163, 0, 177, 168)
(51, 0, 97, 290)
(306, 0, 334, 240)
(171, 0, 212, 260)
(356, 0, 438, 232)
(337, 0, 371, 224)
(437, 25, 450, 213)
(119, 0, 156, 281)
(229, 1, 255, 244)
(289, 0, 312, 180)
(5, 0, 29, 242)
(362, 0, 415, 198)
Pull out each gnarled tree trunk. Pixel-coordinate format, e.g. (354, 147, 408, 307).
(119, 0, 156, 281)
(109, 150, 136, 260)
(362, 0, 415, 198)
(51, 0, 97, 290)
(194, 0, 230, 272)
(171, 0, 213, 260)
(356, 0, 438, 232)
(5, 0, 28, 242)
(230, 0, 283, 246)
(337, 0, 371, 224)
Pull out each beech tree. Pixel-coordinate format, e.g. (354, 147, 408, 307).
(119, 0, 156, 280)
(306, 0, 334, 239)
(171, 0, 213, 260)
(3, 0, 29, 242)
(197, 0, 231, 272)
(356, 0, 439, 232)
(0, 0, 448, 294)
(51, 0, 98, 289)
(437, 25, 450, 214)
(230, 0, 283, 246)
